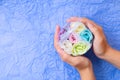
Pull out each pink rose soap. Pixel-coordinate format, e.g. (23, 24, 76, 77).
(59, 21, 93, 56)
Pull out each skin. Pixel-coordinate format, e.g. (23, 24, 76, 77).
(54, 17, 120, 80)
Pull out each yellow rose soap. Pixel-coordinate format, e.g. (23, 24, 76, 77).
(59, 21, 93, 56)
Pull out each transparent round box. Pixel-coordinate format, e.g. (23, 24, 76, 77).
(59, 21, 93, 56)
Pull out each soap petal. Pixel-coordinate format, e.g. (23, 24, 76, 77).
(69, 33, 79, 43)
(59, 40, 73, 54)
(80, 29, 93, 42)
(70, 22, 86, 33)
(72, 42, 90, 56)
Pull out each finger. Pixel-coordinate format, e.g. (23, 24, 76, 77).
(54, 25, 60, 49)
(54, 25, 60, 44)
(67, 17, 101, 37)
(56, 46, 75, 64)
(80, 18, 99, 28)
(86, 23, 100, 37)
(67, 17, 98, 27)
(54, 26, 74, 62)
(55, 45, 74, 63)
(54, 25, 63, 54)
(80, 18, 102, 38)
(67, 17, 81, 22)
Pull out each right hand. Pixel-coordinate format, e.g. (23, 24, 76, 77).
(67, 17, 111, 58)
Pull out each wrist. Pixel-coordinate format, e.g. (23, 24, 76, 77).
(78, 65, 96, 80)
(98, 45, 112, 59)
(76, 60, 92, 72)
(78, 65, 92, 74)
(98, 46, 120, 69)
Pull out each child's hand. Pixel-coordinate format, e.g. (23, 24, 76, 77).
(54, 26, 96, 80)
(67, 17, 110, 58)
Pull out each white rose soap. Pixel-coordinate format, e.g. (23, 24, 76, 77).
(59, 22, 93, 56)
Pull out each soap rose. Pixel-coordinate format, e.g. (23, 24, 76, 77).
(59, 40, 72, 54)
(72, 42, 90, 56)
(70, 22, 86, 33)
(69, 33, 79, 43)
(59, 21, 93, 56)
(59, 28, 67, 40)
(80, 29, 93, 42)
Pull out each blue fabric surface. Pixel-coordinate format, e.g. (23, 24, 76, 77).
(0, 0, 120, 80)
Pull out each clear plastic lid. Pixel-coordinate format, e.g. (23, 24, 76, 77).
(59, 21, 93, 56)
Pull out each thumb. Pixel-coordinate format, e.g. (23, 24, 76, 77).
(86, 23, 101, 38)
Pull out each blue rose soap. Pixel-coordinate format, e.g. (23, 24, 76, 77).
(59, 22, 93, 56)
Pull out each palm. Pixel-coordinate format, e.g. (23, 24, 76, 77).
(54, 25, 91, 70)
(68, 55, 91, 69)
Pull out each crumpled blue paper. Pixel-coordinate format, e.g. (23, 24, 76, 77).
(0, 0, 120, 80)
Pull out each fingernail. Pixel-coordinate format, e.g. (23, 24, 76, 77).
(55, 25, 57, 30)
(66, 19, 70, 22)
(56, 25, 59, 29)
(87, 23, 93, 27)
(55, 25, 58, 32)
(87, 23, 97, 31)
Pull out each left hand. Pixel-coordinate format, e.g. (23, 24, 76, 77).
(54, 25, 92, 71)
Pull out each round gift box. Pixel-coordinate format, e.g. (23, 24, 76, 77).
(59, 21, 93, 56)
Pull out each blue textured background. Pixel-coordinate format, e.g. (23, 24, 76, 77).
(0, 0, 120, 80)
